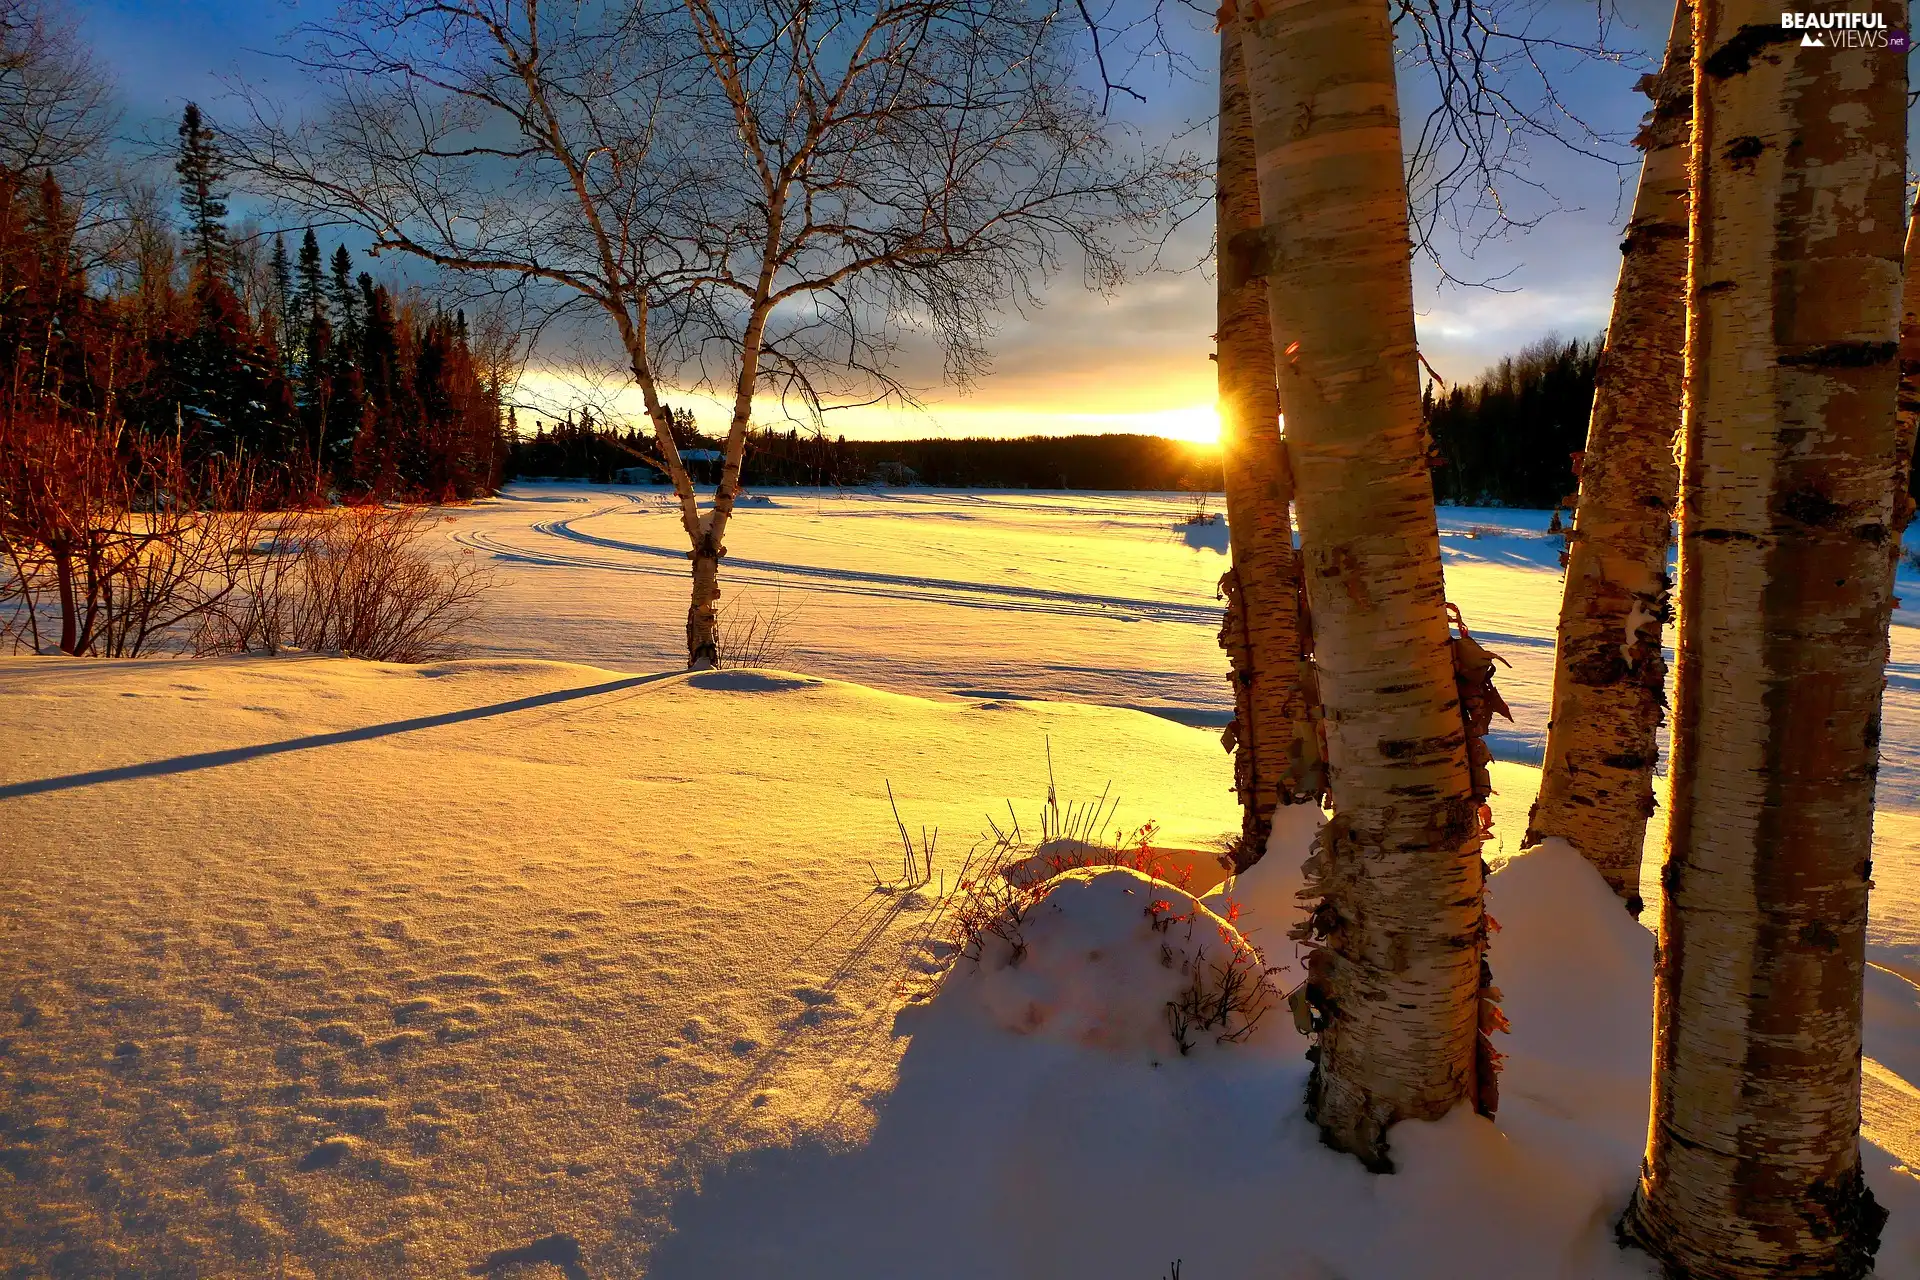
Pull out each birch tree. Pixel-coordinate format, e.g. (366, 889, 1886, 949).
(1523, 0, 1691, 909)
(1235, 0, 1494, 1166)
(1212, 23, 1323, 868)
(1896, 189, 1920, 554)
(231, 0, 1195, 666)
(1618, 0, 1906, 1271)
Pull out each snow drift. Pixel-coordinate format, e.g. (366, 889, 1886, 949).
(649, 840, 1920, 1279)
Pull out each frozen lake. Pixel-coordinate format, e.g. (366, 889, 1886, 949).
(451, 482, 1920, 812)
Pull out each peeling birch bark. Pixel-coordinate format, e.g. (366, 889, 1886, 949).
(1525, 0, 1692, 910)
(1895, 190, 1920, 549)
(1619, 3, 1905, 1273)
(1237, 0, 1486, 1167)
(1214, 23, 1326, 867)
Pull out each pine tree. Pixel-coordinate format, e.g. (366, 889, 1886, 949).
(352, 273, 397, 494)
(329, 245, 360, 349)
(172, 102, 285, 469)
(293, 230, 325, 359)
(175, 104, 229, 300)
(267, 233, 292, 362)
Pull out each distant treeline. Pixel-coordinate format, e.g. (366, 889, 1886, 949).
(1422, 334, 1603, 509)
(508, 423, 1224, 491)
(1421, 333, 1920, 509)
(841, 433, 1222, 490)
(511, 335, 1920, 505)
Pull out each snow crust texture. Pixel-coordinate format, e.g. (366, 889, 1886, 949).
(0, 657, 1238, 1276)
(3, 486, 1918, 1277)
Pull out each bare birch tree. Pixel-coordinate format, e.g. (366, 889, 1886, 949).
(1618, 0, 1906, 1271)
(1212, 23, 1323, 868)
(1235, 0, 1494, 1167)
(1523, 0, 1691, 909)
(228, 0, 1197, 667)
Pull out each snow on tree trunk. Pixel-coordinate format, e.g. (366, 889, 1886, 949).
(1237, 0, 1488, 1167)
(1619, 5, 1905, 1274)
(1524, 0, 1691, 911)
(1214, 23, 1326, 868)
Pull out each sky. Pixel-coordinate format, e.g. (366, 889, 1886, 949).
(77, 0, 1697, 442)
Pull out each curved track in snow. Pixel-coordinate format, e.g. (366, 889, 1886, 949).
(455, 498, 1227, 627)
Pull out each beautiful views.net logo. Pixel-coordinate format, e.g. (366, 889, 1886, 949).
(1780, 10, 1908, 49)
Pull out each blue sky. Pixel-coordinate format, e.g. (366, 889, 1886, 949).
(65, 0, 1817, 440)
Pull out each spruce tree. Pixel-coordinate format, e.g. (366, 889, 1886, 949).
(294, 230, 325, 358)
(172, 102, 283, 468)
(267, 233, 292, 359)
(175, 104, 229, 296)
(329, 245, 360, 348)
(352, 272, 397, 493)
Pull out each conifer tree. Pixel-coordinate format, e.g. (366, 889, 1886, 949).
(172, 102, 285, 468)
(294, 230, 325, 358)
(175, 104, 229, 300)
(329, 245, 359, 349)
(267, 233, 292, 358)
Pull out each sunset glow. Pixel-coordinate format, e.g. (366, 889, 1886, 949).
(513, 369, 1222, 445)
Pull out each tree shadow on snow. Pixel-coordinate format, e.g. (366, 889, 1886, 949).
(643, 1009, 993, 1280)
(0, 673, 673, 799)
(468, 1232, 591, 1279)
(641, 1002, 1309, 1280)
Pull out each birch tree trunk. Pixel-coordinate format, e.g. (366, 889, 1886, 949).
(1524, 0, 1691, 910)
(1896, 190, 1920, 550)
(52, 538, 77, 655)
(1215, 22, 1325, 866)
(624, 365, 718, 670)
(1238, 0, 1489, 1167)
(1619, 2, 1906, 1272)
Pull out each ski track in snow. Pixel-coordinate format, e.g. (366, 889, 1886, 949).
(450, 484, 1920, 812)
(454, 505, 1222, 626)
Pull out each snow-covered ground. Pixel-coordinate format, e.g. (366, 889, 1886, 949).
(4, 481, 1919, 1277)
(449, 484, 1920, 807)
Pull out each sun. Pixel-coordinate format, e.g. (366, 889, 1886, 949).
(1142, 404, 1222, 446)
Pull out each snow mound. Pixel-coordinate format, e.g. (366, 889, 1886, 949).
(684, 669, 822, 693)
(999, 837, 1232, 893)
(945, 866, 1277, 1057)
(1490, 838, 1652, 1104)
(654, 834, 1920, 1279)
(1203, 800, 1325, 952)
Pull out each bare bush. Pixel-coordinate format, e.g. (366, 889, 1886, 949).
(715, 590, 801, 670)
(924, 792, 1279, 1056)
(0, 407, 269, 656)
(1179, 493, 1217, 527)
(923, 746, 1192, 967)
(195, 507, 490, 663)
(1152, 900, 1280, 1055)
